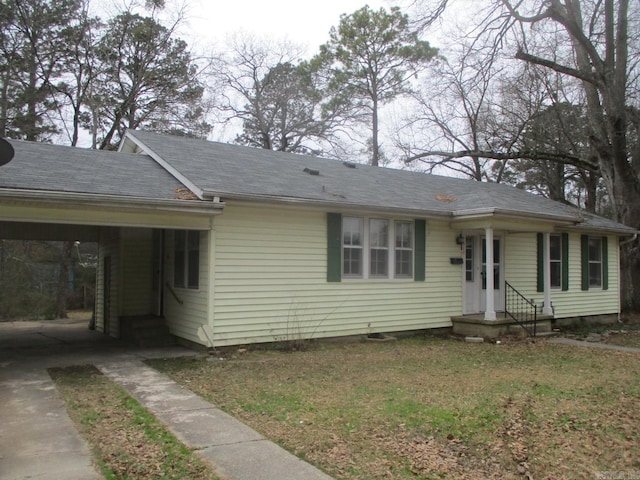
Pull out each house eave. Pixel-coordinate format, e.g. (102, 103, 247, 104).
(203, 190, 453, 219)
(0, 188, 224, 215)
(563, 223, 639, 236)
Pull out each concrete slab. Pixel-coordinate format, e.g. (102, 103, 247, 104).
(201, 440, 334, 480)
(0, 367, 102, 480)
(153, 407, 265, 448)
(98, 360, 216, 413)
(0, 454, 99, 480)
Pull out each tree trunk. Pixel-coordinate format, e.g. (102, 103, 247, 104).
(621, 241, 640, 312)
(566, 0, 640, 311)
(371, 96, 380, 167)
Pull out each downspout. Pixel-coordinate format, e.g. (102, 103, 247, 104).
(619, 233, 638, 246)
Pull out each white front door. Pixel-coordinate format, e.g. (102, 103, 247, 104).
(464, 235, 504, 314)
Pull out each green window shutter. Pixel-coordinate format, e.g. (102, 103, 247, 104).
(536, 233, 544, 292)
(581, 235, 589, 291)
(561, 233, 569, 291)
(326, 213, 342, 282)
(602, 236, 608, 290)
(414, 219, 426, 282)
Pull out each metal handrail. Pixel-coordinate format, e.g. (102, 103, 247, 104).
(165, 281, 184, 305)
(504, 281, 537, 337)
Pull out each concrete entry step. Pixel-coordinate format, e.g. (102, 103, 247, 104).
(451, 314, 554, 339)
(119, 315, 176, 348)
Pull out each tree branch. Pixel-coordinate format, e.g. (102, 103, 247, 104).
(515, 49, 602, 86)
(499, 0, 552, 23)
(404, 149, 600, 173)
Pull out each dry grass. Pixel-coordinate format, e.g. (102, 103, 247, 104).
(149, 336, 640, 480)
(605, 331, 640, 348)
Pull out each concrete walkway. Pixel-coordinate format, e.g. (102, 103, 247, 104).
(98, 359, 333, 480)
(546, 336, 640, 353)
(0, 319, 332, 480)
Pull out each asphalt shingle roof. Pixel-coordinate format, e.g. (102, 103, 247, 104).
(127, 130, 636, 234)
(1, 139, 185, 199)
(1, 133, 634, 235)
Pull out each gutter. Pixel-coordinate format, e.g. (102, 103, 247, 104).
(201, 190, 453, 218)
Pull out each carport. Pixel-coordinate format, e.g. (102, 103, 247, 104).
(0, 138, 222, 346)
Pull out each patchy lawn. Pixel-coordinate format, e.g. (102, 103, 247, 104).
(149, 337, 640, 480)
(49, 365, 219, 480)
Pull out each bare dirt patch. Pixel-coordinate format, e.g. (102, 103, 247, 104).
(150, 337, 640, 479)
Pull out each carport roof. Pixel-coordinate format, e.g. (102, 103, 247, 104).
(1, 139, 188, 200)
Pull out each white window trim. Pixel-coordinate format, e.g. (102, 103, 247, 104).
(342, 216, 414, 281)
(394, 220, 414, 279)
(174, 230, 200, 290)
(588, 236, 603, 288)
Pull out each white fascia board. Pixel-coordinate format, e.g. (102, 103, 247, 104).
(121, 131, 206, 200)
(452, 208, 496, 219)
(0, 188, 224, 215)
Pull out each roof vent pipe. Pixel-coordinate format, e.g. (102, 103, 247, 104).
(303, 167, 320, 176)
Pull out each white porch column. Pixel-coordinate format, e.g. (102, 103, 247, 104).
(484, 227, 496, 321)
(542, 232, 553, 315)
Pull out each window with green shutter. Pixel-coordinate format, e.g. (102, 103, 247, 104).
(537, 233, 569, 292)
(326, 213, 425, 282)
(581, 235, 608, 290)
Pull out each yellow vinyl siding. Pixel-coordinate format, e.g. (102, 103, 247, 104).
(504, 232, 620, 317)
(120, 228, 153, 316)
(96, 228, 119, 337)
(210, 205, 461, 347)
(163, 230, 210, 344)
(503, 233, 537, 298)
(551, 234, 619, 317)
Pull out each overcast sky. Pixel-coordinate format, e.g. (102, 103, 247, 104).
(183, 0, 389, 54)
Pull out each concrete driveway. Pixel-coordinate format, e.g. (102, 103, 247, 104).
(0, 318, 192, 480)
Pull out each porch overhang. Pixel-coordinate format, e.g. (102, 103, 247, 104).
(451, 208, 579, 233)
